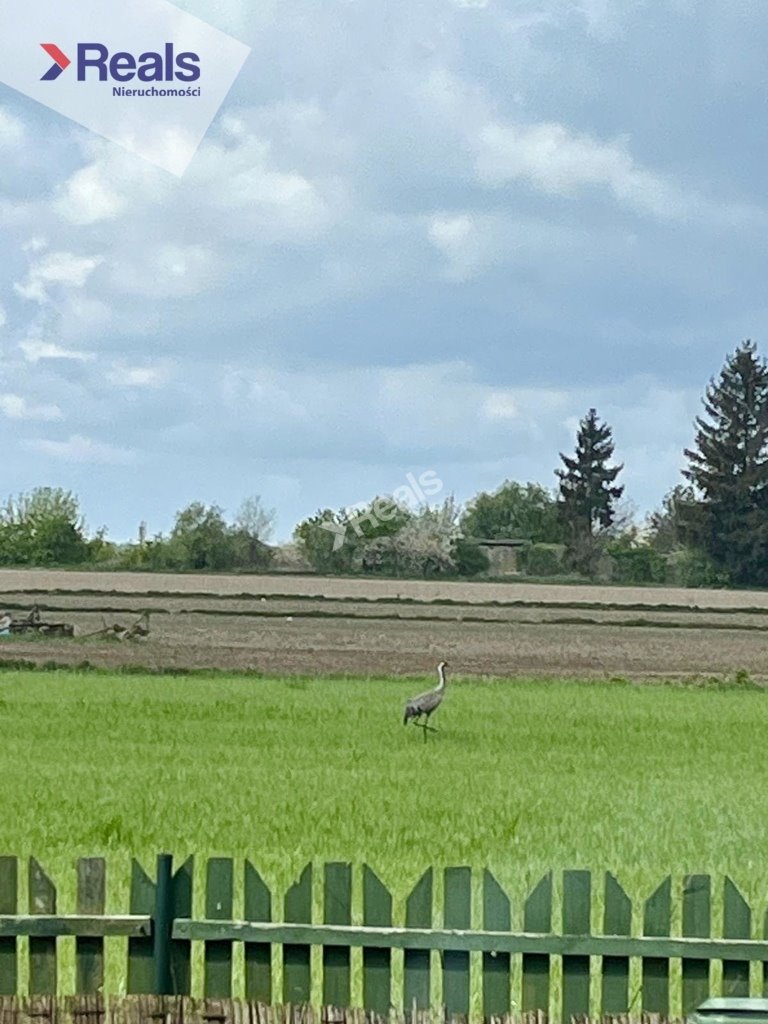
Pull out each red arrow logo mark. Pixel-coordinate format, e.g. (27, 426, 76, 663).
(40, 43, 71, 80)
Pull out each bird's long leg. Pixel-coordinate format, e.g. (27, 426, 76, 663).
(412, 715, 428, 742)
(420, 715, 438, 740)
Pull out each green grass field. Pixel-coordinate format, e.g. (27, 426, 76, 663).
(1, 668, 767, 1007)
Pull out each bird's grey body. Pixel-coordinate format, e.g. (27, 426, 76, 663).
(404, 661, 448, 739)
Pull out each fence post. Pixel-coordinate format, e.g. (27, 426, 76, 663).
(0, 857, 18, 995)
(153, 853, 174, 995)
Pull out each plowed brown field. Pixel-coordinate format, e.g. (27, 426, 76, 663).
(2, 568, 768, 679)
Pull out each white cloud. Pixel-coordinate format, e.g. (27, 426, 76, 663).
(0, 305, 6, 329)
(19, 339, 95, 363)
(55, 163, 127, 225)
(428, 214, 474, 250)
(110, 243, 217, 298)
(23, 237, 48, 253)
(427, 213, 487, 280)
(0, 394, 62, 421)
(483, 391, 518, 420)
(14, 251, 103, 304)
(476, 120, 689, 219)
(195, 125, 336, 242)
(474, 119, 767, 228)
(0, 107, 25, 148)
(106, 363, 173, 388)
(25, 434, 134, 465)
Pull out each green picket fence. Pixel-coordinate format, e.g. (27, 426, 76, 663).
(1, 856, 768, 1021)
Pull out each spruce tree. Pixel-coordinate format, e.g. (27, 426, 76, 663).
(556, 408, 624, 576)
(683, 340, 768, 584)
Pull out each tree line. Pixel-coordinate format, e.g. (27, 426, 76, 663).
(2, 340, 767, 587)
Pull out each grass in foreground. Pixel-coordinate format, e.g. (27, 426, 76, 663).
(1, 669, 766, 1006)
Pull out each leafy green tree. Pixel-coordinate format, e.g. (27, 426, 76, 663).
(683, 340, 768, 584)
(295, 497, 413, 574)
(294, 508, 358, 573)
(556, 408, 624, 576)
(166, 502, 235, 571)
(461, 481, 563, 543)
(0, 487, 90, 565)
(86, 527, 119, 564)
(350, 496, 413, 544)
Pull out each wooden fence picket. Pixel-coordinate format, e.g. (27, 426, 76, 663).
(722, 877, 750, 998)
(0, 858, 17, 996)
(28, 860, 56, 996)
(642, 876, 671, 1014)
(481, 871, 510, 1020)
(562, 870, 591, 1023)
(442, 867, 471, 1017)
(171, 857, 193, 996)
(322, 863, 351, 1009)
(682, 874, 711, 1013)
(361, 865, 391, 1016)
(76, 858, 105, 995)
(243, 862, 272, 1004)
(283, 865, 311, 1005)
(521, 873, 551, 1014)
(204, 858, 234, 998)
(404, 869, 432, 1016)
(601, 873, 631, 1015)
(127, 861, 155, 995)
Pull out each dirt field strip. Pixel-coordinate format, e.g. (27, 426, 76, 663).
(3, 569, 768, 679)
(3, 567, 768, 609)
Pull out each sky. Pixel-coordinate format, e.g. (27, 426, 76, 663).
(1, 0, 767, 543)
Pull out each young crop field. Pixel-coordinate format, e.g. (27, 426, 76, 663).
(1, 666, 767, 1008)
(4, 667, 767, 891)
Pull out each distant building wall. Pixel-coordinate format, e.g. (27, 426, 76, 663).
(476, 540, 527, 576)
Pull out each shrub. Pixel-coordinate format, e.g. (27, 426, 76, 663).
(608, 544, 667, 584)
(520, 543, 566, 577)
(665, 548, 731, 588)
(451, 538, 490, 577)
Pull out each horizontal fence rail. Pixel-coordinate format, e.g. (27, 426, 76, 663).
(1, 856, 767, 1021)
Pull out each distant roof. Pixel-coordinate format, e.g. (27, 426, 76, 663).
(474, 538, 529, 547)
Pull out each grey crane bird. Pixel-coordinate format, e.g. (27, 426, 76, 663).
(403, 661, 448, 740)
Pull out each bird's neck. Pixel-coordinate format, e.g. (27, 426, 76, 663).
(436, 665, 446, 690)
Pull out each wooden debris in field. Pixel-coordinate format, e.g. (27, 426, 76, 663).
(80, 611, 150, 642)
(3, 604, 75, 638)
